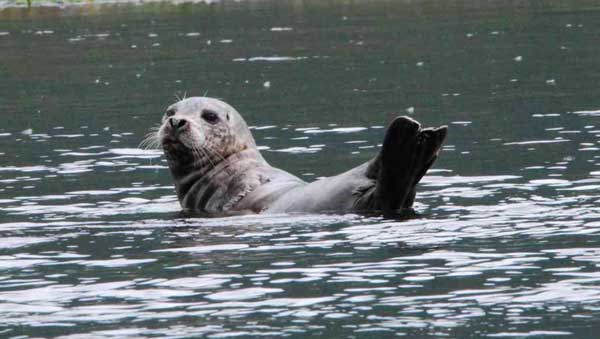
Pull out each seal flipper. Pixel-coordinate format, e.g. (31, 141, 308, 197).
(400, 125, 448, 209)
(358, 116, 447, 214)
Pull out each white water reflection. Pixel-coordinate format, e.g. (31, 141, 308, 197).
(1, 171, 599, 334)
(1, 1, 600, 337)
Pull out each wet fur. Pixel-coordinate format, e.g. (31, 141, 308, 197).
(145, 97, 447, 216)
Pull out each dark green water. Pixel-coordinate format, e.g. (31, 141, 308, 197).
(1, 0, 600, 338)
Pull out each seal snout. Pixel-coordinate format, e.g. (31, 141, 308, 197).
(168, 117, 188, 131)
(160, 116, 193, 149)
(163, 116, 190, 141)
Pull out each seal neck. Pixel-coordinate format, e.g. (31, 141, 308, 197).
(170, 147, 266, 204)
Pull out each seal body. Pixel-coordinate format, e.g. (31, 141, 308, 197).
(151, 97, 447, 216)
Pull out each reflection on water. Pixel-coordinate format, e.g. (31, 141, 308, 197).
(1, 0, 600, 337)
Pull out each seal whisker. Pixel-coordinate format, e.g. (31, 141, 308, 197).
(202, 145, 237, 177)
(139, 131, 161, 150)
(196, 149, 215, 167)
(139, 123, 162, 150)
(139, 133, 156, 145)
(203, 144, 226, 162)
(203, 145, 227, 166)
(192, 144, 235, 177)
(138, 138, 152, 150)
(194, 146, 230, 179)
(191, 146, 213, 170)
(201, 147, 221, 170)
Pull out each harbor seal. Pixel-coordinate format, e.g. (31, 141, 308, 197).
(146, 97, 447, 216)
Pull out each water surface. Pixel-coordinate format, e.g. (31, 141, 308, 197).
(1, 0, 600, 337)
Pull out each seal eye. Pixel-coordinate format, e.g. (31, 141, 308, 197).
(165, 109, 176, 117)
(201, 110, 219, 124)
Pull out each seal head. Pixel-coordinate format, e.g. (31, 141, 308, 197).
(160, 97, 261, 167)
(157, 97, 269, 214)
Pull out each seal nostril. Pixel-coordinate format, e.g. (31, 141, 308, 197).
(177, 119, 187, 129)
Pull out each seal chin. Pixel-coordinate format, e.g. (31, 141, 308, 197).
(162, 139, 183, 155)
(162, 136, 193, 150)
(160, 122, 193, 148)
(159, 127, 187, 149)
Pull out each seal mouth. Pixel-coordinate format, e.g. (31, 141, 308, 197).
(161, 134, 187, 153)
(161, 135, 178, 144)
(161, 131, 178, 143)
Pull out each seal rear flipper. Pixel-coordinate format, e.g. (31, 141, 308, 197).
(368, 116, 447, 214)
(400, 125, 447, 208)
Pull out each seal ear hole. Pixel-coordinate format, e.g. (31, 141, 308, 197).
(226, 113, 230, 121)
(201, 109, 220, 124)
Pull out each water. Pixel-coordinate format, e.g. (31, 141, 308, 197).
(1, 0, 600, 337)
